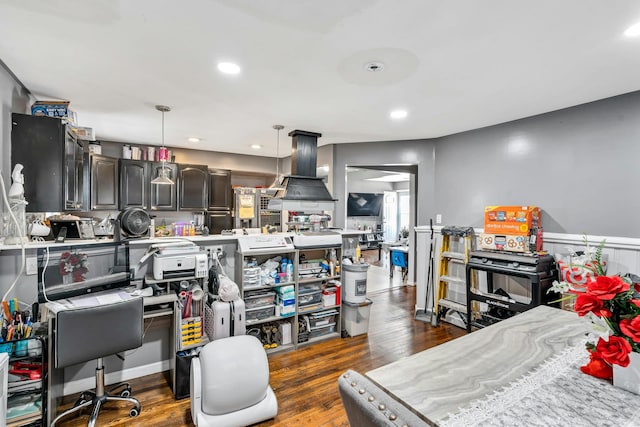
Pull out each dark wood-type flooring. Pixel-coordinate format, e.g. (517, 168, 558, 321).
(56, 286, 465, 426)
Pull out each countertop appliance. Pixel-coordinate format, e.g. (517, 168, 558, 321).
(152, 244, 208, 280)
(236, 234, 295, 254)
(292, 231, 342, 249)
(49, 218, 95, 241)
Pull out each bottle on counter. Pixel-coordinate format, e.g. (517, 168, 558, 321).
(287, 260, 294, 282)
(355, 243, 361, 263)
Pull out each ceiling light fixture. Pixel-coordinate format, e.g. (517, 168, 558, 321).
(624, 22, 640, 37)
(217, 62, 241, 75)
(151, 105, 175, 185)
(269, 124, 285, 190)
(251, 144, 262, 150)
(187, 137, 201, 143)
(390, 109, 408, 119)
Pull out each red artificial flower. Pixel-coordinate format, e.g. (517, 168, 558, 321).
(631, 299, 640, 309)
(574, 293, 612, 317)
(587, 275, 630, 300)
(620, 316, 640, 343)
(595, 336, 632, 367)
(580, 352, 613, 380)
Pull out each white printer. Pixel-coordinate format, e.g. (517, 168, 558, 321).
(151, 242, 208, 280)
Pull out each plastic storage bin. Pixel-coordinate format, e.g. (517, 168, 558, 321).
(246, 305, 276, 322)
(309, 323, 336, 339)
(343, 263, 368, 303)
(244, 290, 276, 309)
(308, 309, 338, 328)
(342, 298, 373, 336)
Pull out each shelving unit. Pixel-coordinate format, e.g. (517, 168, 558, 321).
(236, 242, 299, 354)
(235, 235, 342, 353)
(5, 336, 47, 427)
(296, 246, 342, 346)
(143, 275, 207, 399)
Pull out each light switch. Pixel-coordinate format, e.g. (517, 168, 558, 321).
(436, 214, 442, 224)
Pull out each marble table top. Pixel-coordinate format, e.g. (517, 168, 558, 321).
(366, 306, 588, 424)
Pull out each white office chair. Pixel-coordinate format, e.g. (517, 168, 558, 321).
(190, 335, 278, 427)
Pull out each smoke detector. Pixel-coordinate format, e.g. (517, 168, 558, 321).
(364, 61, 385, 72)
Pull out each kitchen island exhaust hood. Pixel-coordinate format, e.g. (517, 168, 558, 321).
(267, 130, 336, 212)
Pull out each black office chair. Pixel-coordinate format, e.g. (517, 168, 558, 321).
(51, 296, 144, 427)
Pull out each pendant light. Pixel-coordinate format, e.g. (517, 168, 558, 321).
(268, 124, 284, 190)
(151, 105, 175, 185)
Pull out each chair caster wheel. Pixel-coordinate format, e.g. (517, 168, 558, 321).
(130, 407, 140, 417)
(120, 388, 131, 398)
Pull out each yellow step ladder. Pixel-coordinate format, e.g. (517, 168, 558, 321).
(432, 226, 475, 328)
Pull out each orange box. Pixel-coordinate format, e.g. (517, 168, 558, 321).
(484, 206, 540, 235)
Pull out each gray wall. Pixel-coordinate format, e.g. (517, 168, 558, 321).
(331, 91, 640, 239)
(333, 140, 435, 229)
(434, 90, 640, 238)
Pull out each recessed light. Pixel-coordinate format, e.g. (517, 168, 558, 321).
(624, 22, 640, 37)
(217, 62, 241, 75)
(390, 109, 408, 120)
(187, 137, 200, 143)
(250, 144, 262, 150)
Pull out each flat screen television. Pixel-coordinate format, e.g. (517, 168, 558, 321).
(347, 193, 383, 217)
(37, 241, 130, 302)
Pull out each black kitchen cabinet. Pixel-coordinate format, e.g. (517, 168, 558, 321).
(207, 210, 232, 234)
(120, 159, 150, 209)
(178, 164, 208, 210)
(150, 162, 178, 211)
(90, 155, 119, 210)
(208, 169, 232, 210)
(11, 113, 85, 212)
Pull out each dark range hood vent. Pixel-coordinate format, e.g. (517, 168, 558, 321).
(268, 129, 336, 212)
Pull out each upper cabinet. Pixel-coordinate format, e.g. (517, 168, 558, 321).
(90, 155, 119, 210)
(179, 164, 208, 210)
(119, 160, 177, 211)
(11, 113, 85, 212)
(150, 162, 178, 211)
(120, 159, 149, 210)
(208, 169, 232, 210)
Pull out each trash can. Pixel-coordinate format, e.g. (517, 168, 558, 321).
(342, 299, 373, 337)
(342, 263, 369, 303)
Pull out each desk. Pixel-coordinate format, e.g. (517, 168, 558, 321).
(388, 246, 409, 279)
(46, 291, 178, 426)
(366, 306, 636, 425)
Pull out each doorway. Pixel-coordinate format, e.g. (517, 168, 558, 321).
(345, 165, 417, 290)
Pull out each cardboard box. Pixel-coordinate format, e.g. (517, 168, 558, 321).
(484, 206, 540, 235)
(479, 232, 543, 253)
(31, 100, 77, 124)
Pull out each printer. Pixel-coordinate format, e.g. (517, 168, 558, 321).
(151, 242, 208, 280)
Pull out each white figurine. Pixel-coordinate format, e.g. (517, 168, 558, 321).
(8, 164, 24, 199)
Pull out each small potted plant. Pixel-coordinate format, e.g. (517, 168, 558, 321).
(399, 227, 409, 243)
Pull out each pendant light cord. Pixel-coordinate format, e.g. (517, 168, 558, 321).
(273, 124, 284, 186)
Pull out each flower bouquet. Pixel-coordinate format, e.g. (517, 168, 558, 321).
(573, 275, 640, 380)
(58, 250, 89, 282)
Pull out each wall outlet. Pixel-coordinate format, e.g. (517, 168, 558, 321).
(206, 246, 225, 260)
(436, 214, 442, 224)
(26, 257, 38, 275)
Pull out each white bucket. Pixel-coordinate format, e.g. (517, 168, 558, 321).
(342, 263, 368, 303)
